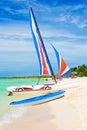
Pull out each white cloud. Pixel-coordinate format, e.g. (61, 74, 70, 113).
(1, 0, 87, 29)
(33, 3, 87, 28)
(4, 7, 28, 15)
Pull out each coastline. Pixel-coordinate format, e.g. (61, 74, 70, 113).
(0, 77, 87, 130)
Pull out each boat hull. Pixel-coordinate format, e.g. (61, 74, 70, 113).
(10, 90, 65, 106)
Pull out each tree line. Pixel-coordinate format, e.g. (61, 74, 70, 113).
(71, 64, 87, 77)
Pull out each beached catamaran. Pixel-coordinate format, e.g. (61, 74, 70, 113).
(8, 8, 71, 105)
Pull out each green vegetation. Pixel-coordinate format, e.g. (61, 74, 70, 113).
(71, 64, 87, 77)
(0, 75, 52, 79)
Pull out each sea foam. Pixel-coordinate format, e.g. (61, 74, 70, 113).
(0, 107, 27, 126)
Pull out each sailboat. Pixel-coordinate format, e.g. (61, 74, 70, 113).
(7, 8, 71, 99)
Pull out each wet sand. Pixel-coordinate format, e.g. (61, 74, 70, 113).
(0, 77, 87, 130)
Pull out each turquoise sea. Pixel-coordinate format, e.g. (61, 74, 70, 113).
(0, 78, 46, 125)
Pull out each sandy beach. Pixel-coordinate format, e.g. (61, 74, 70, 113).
(0, 77, 87, 130)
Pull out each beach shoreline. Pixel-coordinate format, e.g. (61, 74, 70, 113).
(0, 77, 87, 130)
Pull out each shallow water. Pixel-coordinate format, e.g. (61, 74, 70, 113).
(0, 78, 47, 124)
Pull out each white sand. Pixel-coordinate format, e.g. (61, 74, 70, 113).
(0, 77, 87, 130)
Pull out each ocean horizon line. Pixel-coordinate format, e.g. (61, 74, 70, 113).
(0, 75, 52, 79)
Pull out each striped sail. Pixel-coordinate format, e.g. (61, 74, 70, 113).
(51, 44, 71, 78)
(29, 8, 54, 76)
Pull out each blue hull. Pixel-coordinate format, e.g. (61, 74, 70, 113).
(10, 90, 65, 106)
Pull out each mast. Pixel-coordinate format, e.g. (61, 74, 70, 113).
(29, 7, 57, 83)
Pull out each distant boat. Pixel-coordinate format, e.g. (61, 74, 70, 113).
(7, 7, 71, 97)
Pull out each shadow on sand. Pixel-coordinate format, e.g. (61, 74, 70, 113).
(32, 95, 64, 106)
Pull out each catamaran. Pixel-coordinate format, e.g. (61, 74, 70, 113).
(7, 7, 71, 96)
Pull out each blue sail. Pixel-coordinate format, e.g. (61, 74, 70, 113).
(51, 44, 71, 78)
(29, 8, 54, 76)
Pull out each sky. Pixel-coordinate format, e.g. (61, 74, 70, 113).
(0, 0, 87, 76)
